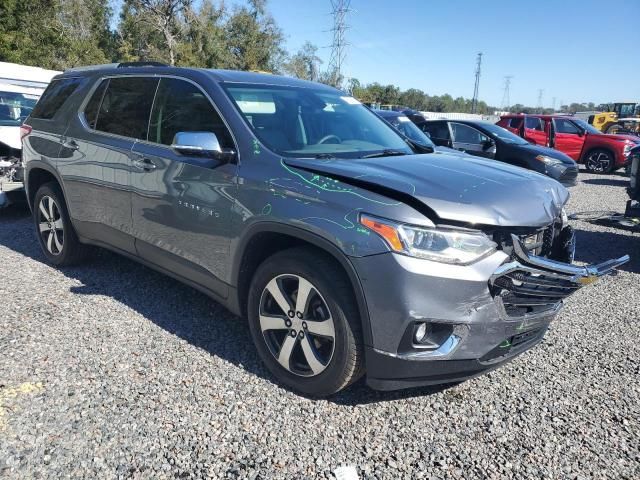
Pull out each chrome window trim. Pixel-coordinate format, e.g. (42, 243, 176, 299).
(76, 73, 240, 163)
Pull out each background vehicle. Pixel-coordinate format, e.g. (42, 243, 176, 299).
(374, 109, 473, 157)
(22, 65, 626, 396)
(628, 145, 639, 203)
(0, 62, 60, 208)
(414, 118, 578, 186)
(589, 102, 639, 135)
(498, 114, 640, 174)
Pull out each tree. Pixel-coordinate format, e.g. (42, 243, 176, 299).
(118, 0, 190, 66)
(0, 0, 113, 70)
(178, 0, 229, 68)
(225, 0, 286, 72)
(399, 88, 428, 110)
(284, 42, 321, 81)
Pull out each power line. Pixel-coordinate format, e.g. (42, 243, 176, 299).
(327, 0, 352, 87)
(471, 52, 482, 114)
(537, 89, 544, 112)
(501, 75, 513, 111)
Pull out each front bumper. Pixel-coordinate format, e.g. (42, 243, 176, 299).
(355, 234, 629, 391)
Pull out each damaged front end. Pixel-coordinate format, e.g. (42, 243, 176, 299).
(491, 234, 629, 319)
(0, 143, 24, 209)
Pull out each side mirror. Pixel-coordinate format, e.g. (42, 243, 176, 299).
(171, 131, 236, 162)
(577, 129, 584, 137)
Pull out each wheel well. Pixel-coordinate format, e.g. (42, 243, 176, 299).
(27, 168, 59, 206)
(236, 232, 355, 319)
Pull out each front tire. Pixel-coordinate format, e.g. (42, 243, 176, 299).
(247, 247, 364, 396)
(584, 149, 615, 174)
(33, 182, 90, 266)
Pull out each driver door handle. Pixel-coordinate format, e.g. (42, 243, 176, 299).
(133, 157, 157, 171)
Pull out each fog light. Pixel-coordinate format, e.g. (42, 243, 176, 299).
(414, 322, 429, 343)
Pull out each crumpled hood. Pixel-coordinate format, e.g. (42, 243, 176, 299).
(284, 153, 569, 228)
(0, 126, 21, 150)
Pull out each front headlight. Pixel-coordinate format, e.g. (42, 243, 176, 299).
(360, 214, 497, 265)
(535, 154, 564, 166)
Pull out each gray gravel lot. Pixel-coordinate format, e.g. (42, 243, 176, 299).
(1, 170, 639, 479)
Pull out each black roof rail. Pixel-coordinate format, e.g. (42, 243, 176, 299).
(117, 61, 169, 68)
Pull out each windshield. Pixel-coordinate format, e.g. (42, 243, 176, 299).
(572, 118, 601, 135)
(481, 122, 529, 145)
(224, 84, 412, 158)
(0, 90, 39, 127)
(384, 114, 435, 149)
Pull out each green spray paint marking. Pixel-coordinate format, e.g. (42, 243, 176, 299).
(261, 203, 272, 215)
(499, 340, 512, 348)
(253, 139, 261, 155)
(277, 159, 404, 206)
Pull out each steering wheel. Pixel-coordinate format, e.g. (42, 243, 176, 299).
(318, 134, 342, 144)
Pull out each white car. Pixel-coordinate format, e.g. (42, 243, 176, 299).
(0, 62, 60, 207)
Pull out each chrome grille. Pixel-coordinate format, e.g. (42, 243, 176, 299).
(490, 234, 629, 318)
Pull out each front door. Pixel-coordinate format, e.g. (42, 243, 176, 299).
(449, 122, 495, 159)
(552, 118, 585, 160)
(131, 77, 238, 297)
(60, 76, 159, 253)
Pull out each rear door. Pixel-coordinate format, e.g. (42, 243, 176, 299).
(523, 116, 549, 146)
(60, 76, 159, 253)
(499, 117, 522, 136)
(130, 77, 238, 297)
(449, 122, 495, 158)
(551, 118, 585, 160)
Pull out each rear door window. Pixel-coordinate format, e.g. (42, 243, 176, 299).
(422, 122, 450, 141)
(31, 77, 83, 119)
(147, 78, 233, 148)
(94, 77, 159, 139)
(82, 79, 108, 129)
(450, 123, 488, 144)
(509, 117, 523, 129)
(525, 117, 544, 131)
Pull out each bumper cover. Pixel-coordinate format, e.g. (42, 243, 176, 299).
(359, 234, 629, 391)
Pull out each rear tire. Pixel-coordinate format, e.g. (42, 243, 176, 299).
(33, 182, 90, 266)
(247, 247, 364, 396)
(584, 149, 615, 174)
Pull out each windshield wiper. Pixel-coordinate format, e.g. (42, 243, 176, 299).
(313, 153, 336, 159)
(362, 149, 408, 159)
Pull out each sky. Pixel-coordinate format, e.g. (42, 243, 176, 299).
(262, 0, 640, 108)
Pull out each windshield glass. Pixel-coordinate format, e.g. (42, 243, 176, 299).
(573, 118, 601, 135)
(480, 122, 529, 145)
(224, 84, 412, 158)
(384, 114, 435, 148)
(0, 90, 39, 127)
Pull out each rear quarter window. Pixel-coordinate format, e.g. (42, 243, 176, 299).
(31, 77, 83, 120)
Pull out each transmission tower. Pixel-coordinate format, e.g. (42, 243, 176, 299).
(501, 76, 513, 111)
(327, 0, 351, 87)
(471, 52, 482, 114)
(537, 89, 544, 112)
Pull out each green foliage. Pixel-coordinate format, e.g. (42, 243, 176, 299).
(0, 0, 113, 69)
(284, 42, 322, 81)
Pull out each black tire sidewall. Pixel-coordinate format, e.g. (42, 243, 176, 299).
(33, 183, 78, 266)
(247, 252, 360, 396)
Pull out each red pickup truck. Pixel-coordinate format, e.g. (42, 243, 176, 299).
(497, 114, 640, 173)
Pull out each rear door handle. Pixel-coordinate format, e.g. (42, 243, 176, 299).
(133, 157, 157, 171)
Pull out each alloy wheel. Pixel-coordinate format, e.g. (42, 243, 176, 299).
(259, 274, 336, 377)
(586, 152, 612, 173)
(38, 196, 64, 256)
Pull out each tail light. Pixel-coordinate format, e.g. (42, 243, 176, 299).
(20, 124, 32, 141)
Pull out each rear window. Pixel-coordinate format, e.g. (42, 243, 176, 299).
(525, 117, 544, 131)
(421, 122, 450, 140)
(83, 79, 108, 129)
(31, 78, 83, 119)
(94, 77, 159, 139)
(508, 117, 523, 129)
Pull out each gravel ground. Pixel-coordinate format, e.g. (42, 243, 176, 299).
(1, 170, 638, 479)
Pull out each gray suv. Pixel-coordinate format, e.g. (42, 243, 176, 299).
(22, 64, 628, 396)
